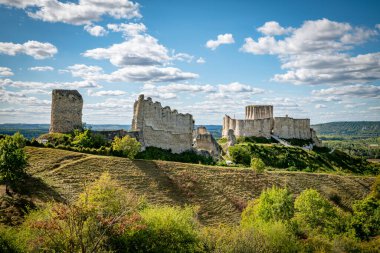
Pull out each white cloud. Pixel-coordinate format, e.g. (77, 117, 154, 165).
(67, 64, 104, 80)
(376, 24, 380, 30)
(196, 57, 206, 64)
(312, 84, 380, 98)
(0, 78, 100, 90)
(0, 41, 57, 59)
(172, 52, 194, 63)
(206, 33, 235, 50)
(141, 83, 216, 99)
(0, 0, 141, 25)
(83, 34, 170, 67)
(0, 67, 13, 76)
(107, 23, 146, 37)
(29, 66, 54, 71)
(241, 18, 380, 86)
(84, 24, 108, 37)
(257, 21, 293, 36)
(315, 104, 327, 109)
(87, 89, 127, 96)
(102, 66, 199, 83)
(0, 88, 50, 106)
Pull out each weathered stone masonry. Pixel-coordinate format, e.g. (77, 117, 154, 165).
(132, 95, 194, 153)
(49, 89, 83, 133)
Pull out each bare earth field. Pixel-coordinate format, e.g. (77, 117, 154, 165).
(17, 147, 376, 225)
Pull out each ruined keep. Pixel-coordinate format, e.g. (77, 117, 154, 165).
(132, 95, 194, 153)
(223, 104, 321, 145)
(49, 89, 83, 133)
(193, 126, 221, 158)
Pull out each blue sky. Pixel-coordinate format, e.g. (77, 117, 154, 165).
(0, 0, 379, 125)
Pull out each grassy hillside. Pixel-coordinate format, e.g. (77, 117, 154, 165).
(312, 121, 380, 137)
(3, 146, 373, 226)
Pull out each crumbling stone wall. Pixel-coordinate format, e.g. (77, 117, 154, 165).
(272, 117, 311, 139)
(132, 95, 194, 153)
(193, 126, 221, 158)
(222, 115, 273, 138)
(49, 89, 83, 133)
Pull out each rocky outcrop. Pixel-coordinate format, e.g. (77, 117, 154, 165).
(193, 126, 221, 158)
(49, 89, 83, 133)
(132, 95, 194, 153)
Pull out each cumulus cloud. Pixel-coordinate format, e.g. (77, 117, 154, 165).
(0, 41, 57, 59)
(172, 52, 194, 63)
(376, 24, 380, 30)
(312, 84, 380, 98)
(196, 57, 206, 64)
(84, 24, 108, 37)
(0, 67, 14, 76)
(0, 78, 100, 90)
(0, 0, 141, 25)
(0, 88, 50, 106)
(206, 33, 235, 50)
(141, 83, 216, 99)
(107, 23, 146, 37)
(67, 64, 104, 80)
(29, 66, 54, 71)
(241, 19, 380, 86)
(83, 34, 170, 67)
(257, 21, 293, 36)
(87, 89, 127, 96)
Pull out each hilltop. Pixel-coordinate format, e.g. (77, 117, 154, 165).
(312, 121, 380, 137)
(1, 146, 374, 226)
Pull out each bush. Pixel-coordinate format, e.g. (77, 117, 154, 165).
(202, 222, 299, 253)
(228, 145, 251, 166)
(294, 189, 339, 236)
(251, 157, 265, 174)
(350, 195, 380, 240)
(241, 186, 294, 226)
(0, 134, 28, 194)
(72, 129, 106, 149)
(118, 206, 203, 252)
(112, 135, 141, 159)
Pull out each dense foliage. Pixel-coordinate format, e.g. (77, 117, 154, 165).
(112, 135, 141, 159)
(136, 146, 214, 165)
(228, 143, 380, 175)
(0, 133, 28, 193)
(312, 121, 380, 137)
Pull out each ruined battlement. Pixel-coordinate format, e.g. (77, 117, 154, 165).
(193, 126, 221, 158)
(49, 89, 83, 133)
(132, 94, 194, 153)
(223, 115, 273, 138)
(245, 105, 273, 120)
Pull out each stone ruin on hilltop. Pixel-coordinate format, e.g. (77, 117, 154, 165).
(223, 105, 322, 146)
(49, 89, 83, 133)
(48, 89, 321, 158)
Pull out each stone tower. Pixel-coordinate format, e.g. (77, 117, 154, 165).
(49, 89, 83, 133)
(245, 105, 273, 120)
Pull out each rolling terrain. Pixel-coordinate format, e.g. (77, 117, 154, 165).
(5, 146, 374, 226)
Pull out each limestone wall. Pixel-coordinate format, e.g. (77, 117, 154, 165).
(132, 95, 194, 153)
(222, 115, 273, 138)
(193, 126, 221, 158)
(49, 89, 83, 133)
(272, 117, 311, 139)
(245, 105, 273, 120)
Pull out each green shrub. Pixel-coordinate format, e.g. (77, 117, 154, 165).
(0, 134, 28, 194)
(294, 189, 339, 236)
(228, 145, 251, 166)
(112, 135, 141, 159)
(118, 206, 203, 252)
(241, 186, 294, 226)
(72, 129, 106, 148)
(250, 157, 265, 174)
(202, 222, 299, 253)
(350, 195, 380, 240)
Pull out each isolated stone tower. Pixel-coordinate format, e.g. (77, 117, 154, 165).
(49, 89, 83, 133)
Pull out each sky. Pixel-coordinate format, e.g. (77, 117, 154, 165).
(0, 0, 379, 125)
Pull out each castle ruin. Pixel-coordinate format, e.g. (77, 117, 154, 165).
(131, 94, 194, 153)
(223, 105, 321, 146)
(193, 126, 221, 158)
(49, 89, 83, 133)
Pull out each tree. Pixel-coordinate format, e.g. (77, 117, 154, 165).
(251, 157, 265, 174)
(112, 135, 141, 159)
(294, 189, 339, 235)
(0, 134, 28, 194)
(72, 129, 105, 148)
(241, 186, 294, 226)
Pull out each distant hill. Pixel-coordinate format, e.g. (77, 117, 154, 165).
(312, 121, 380, 137)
